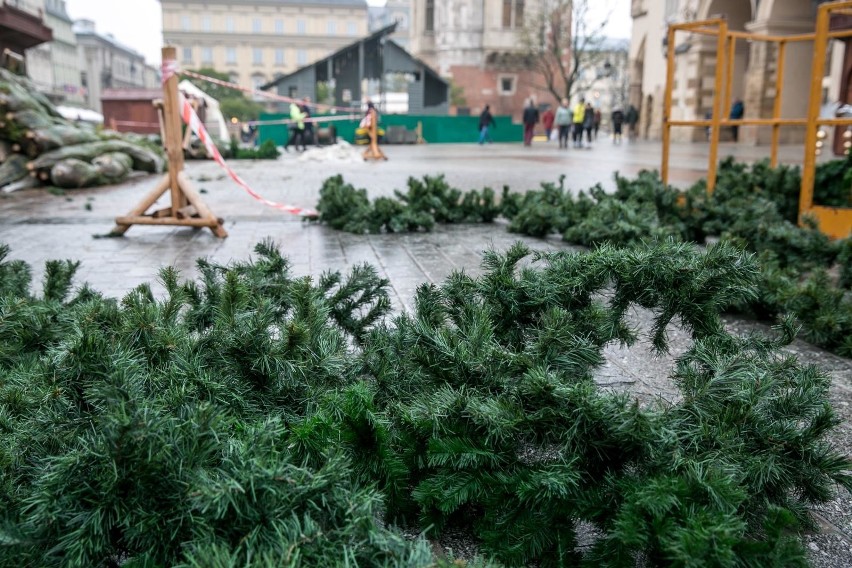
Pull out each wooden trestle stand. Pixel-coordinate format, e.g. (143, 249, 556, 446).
(111, 46, 227, 238)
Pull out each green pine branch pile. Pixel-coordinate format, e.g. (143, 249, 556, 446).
(315, 158, 852, 357)
(2, 239, 850, 566)
(317, 174, 502, 233)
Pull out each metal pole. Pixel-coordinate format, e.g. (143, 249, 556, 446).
(707, 21, 728, 194)
(771, 41, 787, 167)
(662, 24, 677, 186)
(800, 4, 830, 223)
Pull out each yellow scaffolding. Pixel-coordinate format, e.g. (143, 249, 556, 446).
(661, 0, 852, 239)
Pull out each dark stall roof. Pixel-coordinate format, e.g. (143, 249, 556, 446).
(261, 22, 446, 91)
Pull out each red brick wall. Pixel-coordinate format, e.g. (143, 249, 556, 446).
(449, 65, 554, 123)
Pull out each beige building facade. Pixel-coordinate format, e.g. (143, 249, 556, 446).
(630, 0, 842, 144)
(160, 0, 369, 95)
(25, 0, 85, 105)
(409, 0, 549, 119)
(44, 0, 83, 104)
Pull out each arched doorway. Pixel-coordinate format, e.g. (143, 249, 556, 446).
(747, 0, 818, 144)
(701, 0, 752, 104)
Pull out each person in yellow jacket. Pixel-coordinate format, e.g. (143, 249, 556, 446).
(284, 101, 307, 152)
(572, 98, 586, 148)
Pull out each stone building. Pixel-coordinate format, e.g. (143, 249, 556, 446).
(159, 0, 369, 96)
(409, 0, 550, 119)
(630, 0, 842, 144)
(369, 0, 410, 49)
(40, 0, 83, 103)
(0, 0, 52, 82)
(74, 19, 157, 113)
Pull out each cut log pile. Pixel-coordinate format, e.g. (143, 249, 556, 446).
(0, 69, 164, 192)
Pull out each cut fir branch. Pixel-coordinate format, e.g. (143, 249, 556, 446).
(0, 239, 850, 567)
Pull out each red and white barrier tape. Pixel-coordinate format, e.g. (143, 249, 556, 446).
(179, 94, 317, 218)
(162, 59, 179, 83)
(179, 69, 360, 114)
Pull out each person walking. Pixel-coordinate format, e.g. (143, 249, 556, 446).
(626, 104, 639, 141)
(284, 99, 306, 152)
(301, 96, 319, 147)
(478, 105, 495, 145)
(555, 98, 572, 149)
(729, 98, 744, 142)
(542, 106, 555, 142)
(593, 108, 602, 140)
(362, 102, 387, 161)
(572, 98, 586, 148)
(611, 107, 625, 144)
(522, 99, 539, 146)
(583, 102, 595, 146)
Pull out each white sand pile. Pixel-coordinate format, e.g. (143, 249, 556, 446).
(296, 140, 364, 163)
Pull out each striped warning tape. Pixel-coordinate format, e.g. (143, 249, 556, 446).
(179, 69, 360, 114)
(179, 93, 317, 218)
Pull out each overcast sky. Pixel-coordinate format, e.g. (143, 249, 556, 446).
(65, 0, 632, 66)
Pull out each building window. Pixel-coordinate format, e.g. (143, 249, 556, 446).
(502, 0, 524, 28)
(253, 18, 262, 33)
(297, 49, 307, 65)
(297, 20, 306, 34)
(201, 47, 213, 64)
(180, 15, 191, 31)
(347, 21, 358, 36)
(275, 48, 285, 66)
(226, 47, 237, 64)
(275, 19, 284, 34)
(201, 16, 211, 31)
(228, 72, 239, 85)
(253, 48, 263, 65)
(425, 0, 434, 32)
(327, 20, 336, 35)
(498, 75, 516, 95)
(182, 47, 192, 63)
(225, 16, 235, 32)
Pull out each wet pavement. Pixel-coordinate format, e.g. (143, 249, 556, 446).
(0, 140, 850, 565)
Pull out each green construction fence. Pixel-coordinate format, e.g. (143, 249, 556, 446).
(257, 113, 523, 146)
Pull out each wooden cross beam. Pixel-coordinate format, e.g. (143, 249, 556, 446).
(111, 46, 227, 238)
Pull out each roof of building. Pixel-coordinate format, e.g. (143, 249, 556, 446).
(74, 22, 147, 60)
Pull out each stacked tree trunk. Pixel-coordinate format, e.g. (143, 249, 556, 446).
(0, 69, 164, 192)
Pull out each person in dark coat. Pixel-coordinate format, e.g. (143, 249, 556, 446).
(626, 104, 639, 140)
(593, 108, 602, 140)
(583, 103, 595, 145)
(522, 99, 539, 147)
(479, 105, 496, 144)
(611, 108, 625, 144)
(729, 99, 744, 142)
(301, 96, 319, 147)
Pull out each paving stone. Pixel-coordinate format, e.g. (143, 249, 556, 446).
(1, 141, 850, 563)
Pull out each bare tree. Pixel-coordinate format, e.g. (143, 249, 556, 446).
(519, 0, 615, 103)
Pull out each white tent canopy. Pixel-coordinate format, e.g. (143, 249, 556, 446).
(178, 80, 230, 144)
(56, 106, 104, 124)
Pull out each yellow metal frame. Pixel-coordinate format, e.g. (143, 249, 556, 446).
(661, 1, 852, 239)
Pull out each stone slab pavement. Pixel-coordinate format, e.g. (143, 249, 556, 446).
(0, 140, 850, 564)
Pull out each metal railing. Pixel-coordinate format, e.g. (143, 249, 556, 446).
(661, 1, 852, 239)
